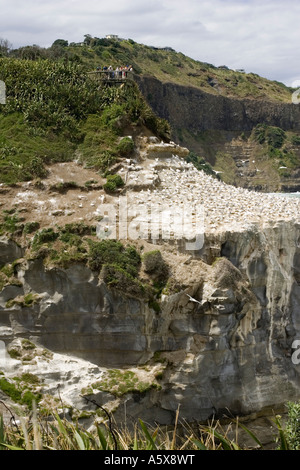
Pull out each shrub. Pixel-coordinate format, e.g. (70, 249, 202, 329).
(253, 124, 267, 144)
(1, 212, 22, 234)
(32, 228, 59, 248)
(103, 174, 125, 193)
(267, 126, 286, 148)
(88, 240, 141, 277)
(50, 181, 79, 193)
(117, 137, 134, 157)
(0, 377, 22, 403)
(23, 156, 48, 179)
(185, 152, 220, 179)
(0, 375, 41, 410)
(59, 222, 96, 237)
(285, 401, 300, 450)
(23, 221, 40, 234)
(142, 250, 169, 282)
(253, 124, 286, 149)
(100, 264, 146, 298)
(291, 135, 300, 146)
(0, 58, 104, 131)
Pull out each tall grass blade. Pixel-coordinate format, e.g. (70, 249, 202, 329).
(97, 425, 111, 450)
(0, 443, 23, 450)
(192, 439, 208, 450)
(273, 416, 290, 450)
(138, 419, 157, 450)
(235, 420, 264, 449)
(171, 406, 180, 450)
(54, 413, 73, 449)
(210, 428, 239, 450)
(74, 430, 86, 450)
(0, 415, 5, 450)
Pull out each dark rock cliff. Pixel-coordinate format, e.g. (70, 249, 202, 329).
(135, 75, 300, 134)
(135, 75, 300, 191)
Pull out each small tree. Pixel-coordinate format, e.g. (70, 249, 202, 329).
(0, 37, 12, 56)
(51, 39, 68, 48)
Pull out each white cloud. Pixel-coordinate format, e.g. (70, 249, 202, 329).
(0, 0, 299, 85)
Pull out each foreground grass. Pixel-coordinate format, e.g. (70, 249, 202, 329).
(0, 402, 299, 450)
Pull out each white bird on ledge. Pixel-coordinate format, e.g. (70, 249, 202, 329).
(186, 294, 201, 304)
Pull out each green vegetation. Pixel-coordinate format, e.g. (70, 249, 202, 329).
(103, 174, 124, 193)
(49, 181, 80, 193)
(0, 52, 170, 184)
(0, 375, 41, 410)
(185, 151, 220, 179)
(82, 369, 160, 398)
(3, 35, 291, 104)
(32, 227, 59, 248)
(253, 124, 286, 148)
(77, 84, 170, 173)
(0, 34, 297, 191)
(117, 136, 135, 157)
(30, 224, 92, 268)
(100, 263, 147, 299)
(23, 221, 40, 234)
(0, 260, 22, 291)
(252, 124, 299, 177)
(21, 339, 36, 350)
(6, 293, 41, 309)
(291, 135, 300, 146)
(284, 401, 300, 450)
(6, 338, 53, 363)
(88, 239, 141, 277)
(25, 230, 153, 297)
(0, 208, 24, 235)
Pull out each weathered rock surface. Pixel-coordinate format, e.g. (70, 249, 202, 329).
(1, 218, 300, 424)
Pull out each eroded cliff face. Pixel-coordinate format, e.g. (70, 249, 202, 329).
(1, 218, 300, 424)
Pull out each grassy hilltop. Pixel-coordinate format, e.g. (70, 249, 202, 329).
(8, 35, 293, 102)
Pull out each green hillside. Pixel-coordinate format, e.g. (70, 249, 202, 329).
(7, 35, 293, 102)
(0, 55, 169, 184)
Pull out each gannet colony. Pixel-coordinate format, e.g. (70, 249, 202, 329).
(117, 138, 300, 240)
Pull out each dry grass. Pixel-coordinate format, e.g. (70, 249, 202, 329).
(0, 401, 288, 450)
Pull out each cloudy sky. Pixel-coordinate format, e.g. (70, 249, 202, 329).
(1, 0, 299, 86)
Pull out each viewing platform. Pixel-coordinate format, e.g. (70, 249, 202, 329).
(87, 69, 133, 85)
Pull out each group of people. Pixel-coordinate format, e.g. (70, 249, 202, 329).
(96, 65, 133, 79)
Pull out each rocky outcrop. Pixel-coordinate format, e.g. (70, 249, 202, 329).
(0, 237, 24, 266)
(1, 217, 300, 424)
